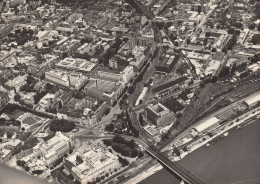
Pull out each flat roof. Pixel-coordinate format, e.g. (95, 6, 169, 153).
(244, 91, 260, 106)
(193, 117, 220, 133)
(152, 76, 187, 93)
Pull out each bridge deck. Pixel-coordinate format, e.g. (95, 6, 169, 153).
(146, 146, 205, 184)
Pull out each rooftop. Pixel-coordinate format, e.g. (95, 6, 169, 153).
(152, 76, 188, 94)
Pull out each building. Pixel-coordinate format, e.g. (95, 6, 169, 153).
(55, 57, 97, 73)
(0, 50, 18, 68)
(57, 97, 107, 127)
(244, 91, 260, 108)
(143, 125, 161, 142)
(0, 24, 13, 39)
(53, 39, 81, 57)
(0, 91, 9, 109)
(98, 66, 134, 84)
(77, 42, 104, 57)
(85, 78, 125, 105)
(145, 103, 175, 126)
(152, 76, 189, 99)
(190, 117, 220, 137)
(205, 51, 226, 75)
(57, 98, 97, 128)
(45, 69, 88, 89)
(63, 143, 120, 184)
(33, 132, 73, 166)
(156, 53, 181, 74)
(129, 46, 147, 70)
(0, 138, 22, 163)
(28, 54, 59, 76)
(0, 69, 12, 81)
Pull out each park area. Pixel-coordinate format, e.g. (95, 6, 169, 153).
(0, 104, 50, 132)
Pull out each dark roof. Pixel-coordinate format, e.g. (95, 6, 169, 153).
(212, 51, 225, 61)
(156, 54, 180, 73)
(163, 99, 185, 113)
(178, 88, 192, 101)
(152, 76, 188, 94)
(92, 100, 106, 112)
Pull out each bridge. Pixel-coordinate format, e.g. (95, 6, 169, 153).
(146, 146, 205, 184)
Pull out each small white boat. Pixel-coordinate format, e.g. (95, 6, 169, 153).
(223, 132, 229, 137)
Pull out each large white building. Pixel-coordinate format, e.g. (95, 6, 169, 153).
(244, 91, 260, 108)
(190, 117, 220, 137)
(64, 143, 120, 184)
(98, 66, 134, 84)
(45, 69, 88, 89)
(85, 78, 125, 105)
(33, 132, 73, 166)
(56, 57, 97, 73)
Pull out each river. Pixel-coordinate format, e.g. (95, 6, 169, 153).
(139, 119, 260, 184)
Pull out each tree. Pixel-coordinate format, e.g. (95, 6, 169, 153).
(19, 99, 25, 105)
(138, 151, 144, 158)
(24, 166, 30, 172)
(32, 170, 43, 175)
(40, 74, 45, 80)
(139, 114, 145, 126)
(211, 76, 218, 83)
(17, 160, 26, 167)
(118, 156, 129, 167)
(68, 174, 74, 180)
(50, 119, 75, 132)
(14, 94, 21, 101)
(200, 82, 205, 88)
(43, 42, 48, 47)
(103, 139, 112, 146)
(96, 177, 101, 183)
(128, 139, 135, 149)
(248, 23, 256, 30)
(205, 32, 210, 37)
(176, 112, 182, 118)
(123, 37, 129, 42)
(130, 149, 139, 158)
(251, 34, 260, 45)
(211, 48, 217, 52)
(228, 27, 234, 34)
(75, 181, 81, 184)
(105, 123, 114, 132)
(218, 66, 230, 78)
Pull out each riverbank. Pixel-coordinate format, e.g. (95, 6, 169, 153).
(139, 118, 260, 184)
(172, 105, 260, 161)
(126, 163, 163, 184)
(179, 118, 260, 184)
(138, 165, 181, 184)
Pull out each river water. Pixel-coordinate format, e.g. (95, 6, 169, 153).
(140, 119, 260, 184)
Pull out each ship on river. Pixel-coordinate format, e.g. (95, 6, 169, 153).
(206, 132, 229, 147)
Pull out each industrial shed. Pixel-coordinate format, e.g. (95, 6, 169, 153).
(192, 117, 220, 133)
(244, 91, 260, 107)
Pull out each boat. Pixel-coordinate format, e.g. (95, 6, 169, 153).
(223, 132, 229, 137)
(236, 125, 242, 129)
(206, 143, 211, 147)
(206, 132, 228, 147)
